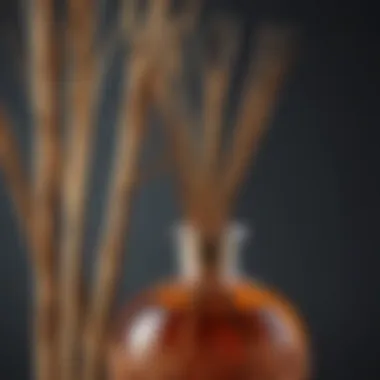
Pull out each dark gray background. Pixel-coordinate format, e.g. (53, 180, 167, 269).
(1, 0, 379, 379)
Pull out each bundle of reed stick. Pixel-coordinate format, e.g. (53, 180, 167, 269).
(0, 1, 294, 380)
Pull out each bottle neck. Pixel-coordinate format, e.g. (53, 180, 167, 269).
(172, 221, 249, 283)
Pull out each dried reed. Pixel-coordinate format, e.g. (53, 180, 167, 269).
(202, 18, 239, 179)
(222, 26, 294, 209)
(28, 0, 61, 379)
(82, 55, 152, 380)
(0, 2, 295, 380)
(57, 1, 97, 379)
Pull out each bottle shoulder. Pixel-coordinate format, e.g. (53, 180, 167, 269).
(108, 278, 310, 380)
(112, 277, 308, 347)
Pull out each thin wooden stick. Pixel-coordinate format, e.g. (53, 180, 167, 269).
(202, 18, 239, 177)
(149, 0, 205, 226)
(95, 0, 139, 83)
(82, 54, 152, 380)
(28, 1, 60, 380)
(221, 26, 294, 208)
(0, 109, 31, 233)
(155, 70, 231, 239)
(154, 76, 199, 210)
(57, 1, 97, 379)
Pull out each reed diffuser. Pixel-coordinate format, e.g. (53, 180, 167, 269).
(0, 0, 309, 379)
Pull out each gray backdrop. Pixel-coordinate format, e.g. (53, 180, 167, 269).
(1, 0, 379, 379)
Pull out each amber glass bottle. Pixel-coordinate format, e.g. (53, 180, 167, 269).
(108, 222, 309, 380)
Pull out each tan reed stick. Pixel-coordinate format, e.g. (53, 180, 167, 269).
(221, 26, 294, 209)
(96, 0, 140, 77)
(28, 0, 61, 379)
(82, 3, 201, 375)
(57, 1, 98, 379)
(202, 18, 239, 178)
(154, 71, 230, 240)
(153, 76, 198, 209)
(82, 54, 152, 380)
(154, 85, 227, 244)
(148, 1, 224, 233)
(153, 24, 294, 242)
(0, 109, 32, 233)
(154, 87, 225, 239)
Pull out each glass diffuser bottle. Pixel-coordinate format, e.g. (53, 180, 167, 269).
(0, 0, 312, 379)
(106, 3, 309, 379)
(108, 220, 309, 380)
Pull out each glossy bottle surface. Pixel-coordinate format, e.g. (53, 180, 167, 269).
(108, 280, 308, 379)
(108, 223, 309, 379)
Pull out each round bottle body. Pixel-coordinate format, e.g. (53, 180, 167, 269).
(108, 222, 309, 379)
(108, 278, 309, 380)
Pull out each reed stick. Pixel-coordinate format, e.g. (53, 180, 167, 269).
(57, 1, 97, 379)
(82, 54, 152, 380)
(28, 1, 60, 379)
(96, 0, 141, 79)
(153, 76, 198, 210)
(154, 72, 230, 239)
(0, 109, 31, 233)
(222, 27, 294, 209)
(202, 19, 239, 178)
